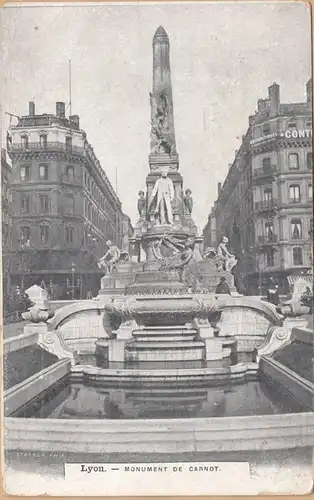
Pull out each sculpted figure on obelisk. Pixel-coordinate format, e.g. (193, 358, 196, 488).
(150, 26, 176, 156)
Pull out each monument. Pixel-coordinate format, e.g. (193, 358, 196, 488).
(95, 26, 242, 365)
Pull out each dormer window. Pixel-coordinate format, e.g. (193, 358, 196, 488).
(21, 134, 29, 150)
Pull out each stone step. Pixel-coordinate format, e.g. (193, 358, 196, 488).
(126, 340, 204, 350)
(133, 329, 198, 336)
(132, 334, 197, 342)
(125, 347, 204, 362)
(126, 389, 208, 397)
(127, 395, 207, 403)
(133, 326, 197, 332)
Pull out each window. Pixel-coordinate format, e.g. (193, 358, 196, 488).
(262, 157, 271, 172)
(265, 222, 275, 242)
(66, 166, 74, 180)
(288, 121, 297, 129)
(291, 219, 302, 239)
(266, 249, 274, 267)
(288, 153, 299, 170)
(308, 183, 313, 201)
(39, 194, 49, 213)
(254, 127, 262, 139)
(20, 165, 30, 181)
(65, 194, 74, 214)
(40, 225, 49, 244)
(65, 226, 74, 244)
(289, 184, 300, 203)
(263, 187, 273, 202)
(20, 226, 30, 243)
(65, 136, 72, 152)
(39, 164, 49, 180)
(21, 135, 28, 149)
(293, 247, 303, 266)
(307, 153, 313, 170)
(39, 134, 47, 148)
(263, 123, 270, 135)
(20, 193, 30, 213)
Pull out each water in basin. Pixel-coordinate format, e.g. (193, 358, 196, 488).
(11, 377, 306, 420)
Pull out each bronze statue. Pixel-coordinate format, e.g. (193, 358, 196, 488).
(183, 189, 193, 214)
(137, 190, 146, 216)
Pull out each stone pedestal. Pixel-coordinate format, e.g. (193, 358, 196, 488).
(116, 320, 138, 339)
(98, 262, 139, 296)
(108, 338, 126, 363)
(194, 318, 215, 338)
(24, 322, 49, 336)
(204, 338, 223, 361)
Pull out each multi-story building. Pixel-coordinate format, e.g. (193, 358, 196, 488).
(203, 79, 313, 295)
(7, 101, 133, 298)
(1, 148, 12, 294)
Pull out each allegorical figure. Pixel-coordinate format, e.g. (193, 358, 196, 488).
(216, 237, 237, 272)
(183, 189, 193, 214)
(98, 240, 121, 274)
(137, 190, 146, 216)
(148, 168, 174, 225)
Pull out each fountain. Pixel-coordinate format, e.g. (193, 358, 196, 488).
(4, 28, 313, 483)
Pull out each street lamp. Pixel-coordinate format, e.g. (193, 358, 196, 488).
(18, 236, 30, 291)
(71, 262, 76, 300)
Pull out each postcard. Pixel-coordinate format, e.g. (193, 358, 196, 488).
(1, 0, 313, 495)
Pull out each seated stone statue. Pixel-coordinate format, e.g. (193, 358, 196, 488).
(98, 241, 122, 274)
(216, 237, 237, 272)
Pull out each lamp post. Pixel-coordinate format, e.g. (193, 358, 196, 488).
(71, 262, 76, 300)
(18, 236, 30, 291)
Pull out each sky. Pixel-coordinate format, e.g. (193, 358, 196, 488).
(0, 1, 311, 229)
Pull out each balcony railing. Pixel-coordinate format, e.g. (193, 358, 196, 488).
(289, 198, 301, 204)
(258, 235, 278, 245)
(253, 165, 277, 179)
(8, 142, 85, 157)
(60, 173, 83, 186)
(255, 199, 278, 212)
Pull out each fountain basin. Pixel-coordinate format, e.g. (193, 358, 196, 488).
(104, 294, 217, 327)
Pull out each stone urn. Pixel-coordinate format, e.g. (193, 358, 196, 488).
(22, 305, 55, 324)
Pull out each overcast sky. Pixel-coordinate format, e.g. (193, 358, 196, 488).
(1, 1, 311, 229)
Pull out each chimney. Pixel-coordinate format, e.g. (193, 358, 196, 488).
(268, 82, 280, 116)
(29, 101, 35, 116)
(1, 148, 6, 161)
(69, 115, 80, 128)
(56, 102, 65, 118)
(218, 182, 222, 195)
(306, 78, 312, 103)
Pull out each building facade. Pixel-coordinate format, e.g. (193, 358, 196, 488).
(1, 148, 12, 295)
(7, 101, 133, 298)
(203, 79, 313, 295)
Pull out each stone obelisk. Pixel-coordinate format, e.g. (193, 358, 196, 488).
(134, 27, 197, 247)
(146, 26, 183, 208)
(150, 26, 177, 161)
